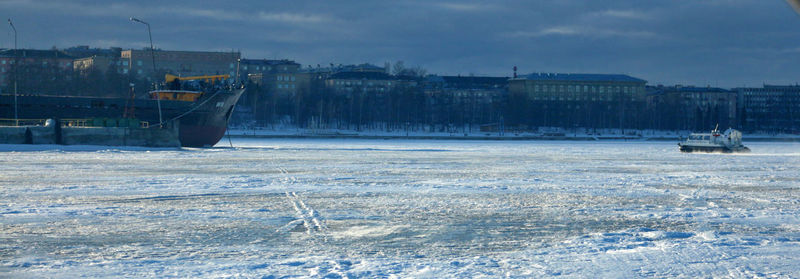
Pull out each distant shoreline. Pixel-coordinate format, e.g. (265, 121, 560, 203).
(226, 132, 800, 142)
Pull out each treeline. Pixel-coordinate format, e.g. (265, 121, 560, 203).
(239, 79, 431, 131)
(4, 63, 794, 133)
(238, 85, 757, 133)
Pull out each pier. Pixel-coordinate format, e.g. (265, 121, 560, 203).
(0, 119, 180, 147)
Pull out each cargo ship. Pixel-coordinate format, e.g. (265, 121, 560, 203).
(0, 74, 244, 147)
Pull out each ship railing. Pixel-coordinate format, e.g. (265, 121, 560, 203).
(0, 118, 46, 127)
(61, 118, 151, 128)
(0, 118, 152, 128)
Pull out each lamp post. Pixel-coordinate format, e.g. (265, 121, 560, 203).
(787, 0, 800, 133)
(129, 17, 162, 127)
(8, 19, 17, 126)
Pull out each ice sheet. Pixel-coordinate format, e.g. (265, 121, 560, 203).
(1, 139, 799, 277)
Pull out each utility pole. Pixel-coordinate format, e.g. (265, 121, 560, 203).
(130, 17, 162, 127)
(8, 19, 18, 126)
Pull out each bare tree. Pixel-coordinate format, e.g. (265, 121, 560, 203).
(392, 60, 405, 76)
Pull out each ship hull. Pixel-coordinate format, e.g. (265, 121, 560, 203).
(1, 88, 244, 147)
(179, 125, 228, 148)
(173, 88, 244, 147)
(678, 144, 751, 153)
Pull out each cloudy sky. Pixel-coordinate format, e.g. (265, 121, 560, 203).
(2, 0, 800, 87)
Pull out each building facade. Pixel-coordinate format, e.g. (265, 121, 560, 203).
(423, 75, 509, 129)
(736, 85, 800, 133)
(0, 49, 76, 88)
(73, 55, 120, 74)
(242, 59, 302, 95)
(646, 85, 737, 131)
(325, 71, 397, 94)
(120, 49, 240, 80)
(63, 45, 122, 59)
(508, 73, 647, 130)
(233, 59, 303, 125)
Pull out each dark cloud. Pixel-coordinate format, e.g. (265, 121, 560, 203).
(2, 0, 800, 87)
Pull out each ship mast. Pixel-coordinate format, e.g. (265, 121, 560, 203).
(8, 19, 17, 126)
(130, 17, 163, 128)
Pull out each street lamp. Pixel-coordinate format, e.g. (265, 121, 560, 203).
(786, 0, 800, 133)
(8, 18, 17, 126)
(129, 17, 162, 127)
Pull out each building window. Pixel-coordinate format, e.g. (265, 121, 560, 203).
(137, 60, 142, 66)
(230, 63, 234, 69)
(123, 61, 129, 66)
(291, 76, 295, 81)
(137, 69, 142, 74)
(1, 60, 5, 64)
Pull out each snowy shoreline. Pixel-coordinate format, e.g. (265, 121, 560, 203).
(226, 128, 800, 142)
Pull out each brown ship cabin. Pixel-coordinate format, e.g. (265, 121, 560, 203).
(150, 74, 230, 102)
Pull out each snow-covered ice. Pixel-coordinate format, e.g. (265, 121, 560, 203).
(1, 139, 800, 278)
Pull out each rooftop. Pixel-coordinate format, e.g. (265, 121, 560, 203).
(648, 85, 731, 94)
(0, 49, 76, 59)
(241, 59, 300, 66)
(733, 85, 800, 92)
(329, 71, 392, 80)
(518, 73, 646, 83)
(427, 75, 509, 89)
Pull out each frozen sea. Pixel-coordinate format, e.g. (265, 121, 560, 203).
(2, 139, 800, 278)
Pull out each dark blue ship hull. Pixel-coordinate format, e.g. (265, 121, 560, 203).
(1, 88, 244, 147)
